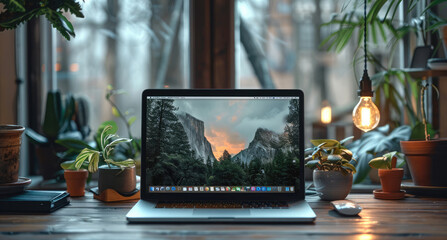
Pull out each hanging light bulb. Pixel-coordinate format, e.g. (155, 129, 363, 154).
(353, 0, 380, 132)
(353, 96, 380, 132)
(321, 100, 332, 124)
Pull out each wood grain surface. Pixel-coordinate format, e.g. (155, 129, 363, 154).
(1, 193, 447, 239)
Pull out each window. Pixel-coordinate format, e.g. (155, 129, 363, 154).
(53, 0, 190, 135)
(236, 0, 360, 143)
(21, 0, 410, 176)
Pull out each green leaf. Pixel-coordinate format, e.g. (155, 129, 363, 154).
(339, 136, 354, 146)
(310, 139, 339, 148)
(55, 11, 74, 34)
(60, 0, 85, 18)
(105, 138, 132, 151)
(74, 149, 93, 170)
(61, 159, 89, 170)
(95, 121, 118, 149)
(410, 122, 436, 140)
(128, 116, 137, 126)
(340, 149, 353, 160)
(305, 160, 320, 169)
(305, 147, 315, 156)
(327, 154, 342, 162)
(104, 158, 135, 169)
(88, 153, 100, 173)
(60, 160, 77, 170)
(423, 0, 447, 14)
(42, 91, 62, 138)
(25, 128, 49, 146)
(5, 0, 25, 12)
(369, 156, 390, 169)
(112, 107, 120, 117)
(342, 162, 357, 173)
(56, 139, 94, 151)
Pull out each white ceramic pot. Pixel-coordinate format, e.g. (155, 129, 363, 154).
(313, 169, 353, 201)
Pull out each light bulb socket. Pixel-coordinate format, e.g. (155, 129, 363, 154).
(357, 70, 374, 97)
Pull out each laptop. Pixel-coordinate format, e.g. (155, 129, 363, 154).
(126, 89, 316, 222)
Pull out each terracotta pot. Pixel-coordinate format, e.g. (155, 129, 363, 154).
(98, 165, 136, 195)
(0, 125, 25, 184)
(400, 140, 447, 186)
(440, 25, 447, 57)
(64, 169, 88, 197)
(313, 169, 353, 201)
(378, 168, 403, 192)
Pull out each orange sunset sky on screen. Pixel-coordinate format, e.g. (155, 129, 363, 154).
(205, 128, 246, 159)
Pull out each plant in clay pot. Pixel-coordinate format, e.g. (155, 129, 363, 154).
(70, 124, 136, 195)
(56, 86, 141, 176)
(369, 151, 405, 200)
(0, 125, 25, 184)
(400, 83, 447, 187)
(60, 165, 88, 197)
(305, 137, 357, 201)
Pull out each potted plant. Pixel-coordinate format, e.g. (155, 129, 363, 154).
(60, 162, 88, 197)
(58, 121, 114, 197)
(0, 125, 25, 184)
(26, 91, 90, 180)
(305, 137, 357, 200)
(69, 124, 136, 195)
(56, 86, 141, 175)
(322, 0, 447, 187)
(400, 83, 447, 187)
(369, 151, 405, 199)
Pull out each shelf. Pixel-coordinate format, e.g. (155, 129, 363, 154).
(403, 68, 447, 79)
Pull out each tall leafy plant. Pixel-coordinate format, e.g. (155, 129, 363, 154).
(0, 0, 84, 40)
(321, 0, 446, 129)
(347, 125, 411, 183)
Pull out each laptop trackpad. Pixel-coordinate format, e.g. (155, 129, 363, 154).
(193, 209, 250, 217)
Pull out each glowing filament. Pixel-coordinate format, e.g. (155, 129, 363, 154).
(321, 106, 332, 124)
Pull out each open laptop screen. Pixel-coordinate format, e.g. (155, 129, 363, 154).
(145, 95, 300, 194)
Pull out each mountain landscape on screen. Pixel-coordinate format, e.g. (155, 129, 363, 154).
(146, 98, 300, 186)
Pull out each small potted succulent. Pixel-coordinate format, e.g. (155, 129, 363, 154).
(60, 162, 88, 197)
(70, 124, 136, 195)
(305, 137, 356, 200)
(369, 151, 405, 199)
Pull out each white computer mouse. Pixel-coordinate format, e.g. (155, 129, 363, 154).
(330, 200, 362, 216)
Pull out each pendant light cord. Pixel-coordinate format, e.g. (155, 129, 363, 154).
(364, 0, 367, 73)
(358, 0, 373, 97)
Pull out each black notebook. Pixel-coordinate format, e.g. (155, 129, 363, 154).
(0, 190, 70, 213)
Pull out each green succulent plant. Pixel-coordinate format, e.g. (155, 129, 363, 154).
(305, 137, 357, 175)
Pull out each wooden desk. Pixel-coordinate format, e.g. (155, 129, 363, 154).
(1, 193, 447, 239)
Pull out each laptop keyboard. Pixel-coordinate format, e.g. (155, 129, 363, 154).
(155, 201, 289, 209)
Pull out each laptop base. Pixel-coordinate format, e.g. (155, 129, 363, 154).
(126, 199, 316, 223)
